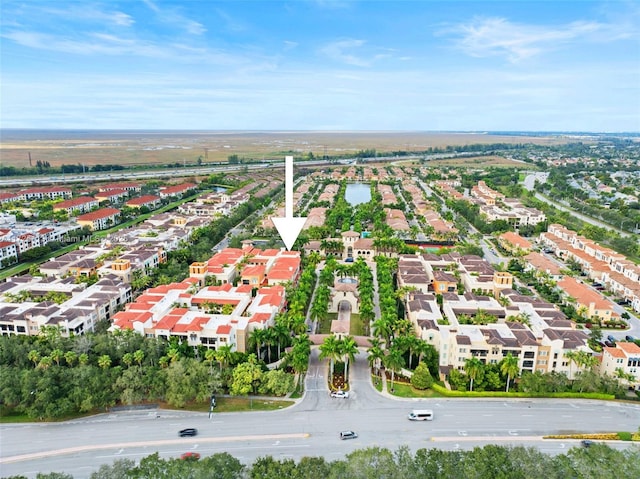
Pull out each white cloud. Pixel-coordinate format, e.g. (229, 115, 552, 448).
(143, 0, 206, 35)
(283, 40, 298, 51)
(319, 39, 371, 67)
(442, 16, 608, 62)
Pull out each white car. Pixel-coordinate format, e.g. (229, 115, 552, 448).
(330, 390, 349, 399)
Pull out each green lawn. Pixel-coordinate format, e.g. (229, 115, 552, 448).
(176, 396, 295, 413)
(388, 382, 445, 398)
(319, 313, 337, 333)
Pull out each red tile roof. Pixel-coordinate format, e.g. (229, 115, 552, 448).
(77, 207, 120, 221)
(126, 194, 160, 206)
(161, 183, 197, 195)
(216, 324, 232, 334)
(54, 197, 97, 209)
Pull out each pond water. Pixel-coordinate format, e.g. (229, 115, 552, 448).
(344, 183, 371, 206)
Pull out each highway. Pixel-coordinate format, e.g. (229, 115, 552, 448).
(0, 163, 281, 188)
(2, 349, 639, 478)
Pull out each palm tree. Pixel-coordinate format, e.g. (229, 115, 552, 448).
(204, 348, 216, 374)
(289, 334, 312, 387)
(383, 346, 405, 392)
(98, 354, 112, 370)
(263, 327, 277, 363)
(133, 350, 145, 366)
(64, 351, 77, 367)
(78, 353, 89, 366)
(271, 322, 291, 360)
(215, 344, 233, 372)
(319, 335, 342, 384)
(578, 350, 598, 371)
(464, 357, 484, 392)
(248, 328, 268, 360)
(507, 312, 531, 327)
(122, 352, 134, 368)
(500, 353, 520, 392)
(367, 337, 385, 378)
(37, 356, 52, 370)
(498, 295, 511, 307)
(28, 349, 40, 367)
(341, 336, 359, 383)
(372, 318, 393, 346)
(49, 348, 63, 366)
(565, 350, 579, 379)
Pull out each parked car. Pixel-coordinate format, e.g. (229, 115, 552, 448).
(181, 452, 201, 460)
(604, 340, 615, 348)
(331, 390, 349, 399)
(581, 439, 594, 448)
(607, 335, 616, 343)
(340, 430, 358, 440)
(626, 335, 637, 342)
(179, 428, 198, 437)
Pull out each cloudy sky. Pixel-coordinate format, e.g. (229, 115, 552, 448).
(1, 0, 639, 131)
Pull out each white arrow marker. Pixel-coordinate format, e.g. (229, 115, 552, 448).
(272, 155, 307, 250)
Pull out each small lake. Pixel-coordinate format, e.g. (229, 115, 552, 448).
(344, 183, 371, 206)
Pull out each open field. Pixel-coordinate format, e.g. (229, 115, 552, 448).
(0, 130, 573, 168)
(396, 154, 525, 168)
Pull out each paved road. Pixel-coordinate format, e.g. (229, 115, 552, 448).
(2, 349, 640, 478)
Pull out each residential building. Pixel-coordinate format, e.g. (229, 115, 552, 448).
(76, 208, 120, 231)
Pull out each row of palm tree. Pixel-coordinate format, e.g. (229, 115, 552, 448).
(462, 353, 523, 392)
(319, 335, 359, 387)
(247, 321, 293, 363)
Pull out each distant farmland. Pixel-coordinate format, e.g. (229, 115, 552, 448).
(0, 130, 571, 169)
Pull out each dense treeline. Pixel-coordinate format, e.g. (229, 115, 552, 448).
(0, 325, 300, 419)
(8, 443, 638, 479)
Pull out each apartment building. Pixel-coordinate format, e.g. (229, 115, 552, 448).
(600, 342, 640, 390)
(0, 276, 131, 337)
(53, 197, 99, 216)
(76, 208, 120, 231)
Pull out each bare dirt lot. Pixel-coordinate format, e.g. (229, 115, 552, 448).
(0, 130, 570, 168)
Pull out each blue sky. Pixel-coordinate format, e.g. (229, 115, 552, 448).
(1, 0, 639, 131)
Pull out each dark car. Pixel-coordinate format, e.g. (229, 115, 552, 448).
(581, 439, 594, 448)
(179, 428, 198, 437)
(340, 430, 358, 440)
(604, 340, 615, 348)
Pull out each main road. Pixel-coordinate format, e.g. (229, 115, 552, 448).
(2, 350, 639, 478)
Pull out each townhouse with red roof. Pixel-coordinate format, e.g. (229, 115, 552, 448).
(159, 183, 197, 200)
(18, 186, 72, 201)
(53, 197, 99, 215)
(498, 231, 533, 256)
(600, 342, 640, 390)
(95, 189, 129, 204)
(541, 224, 640, 313)
(556, 276, 615, 322)
(98, 182, 142, 193)
(76, 207, 120, 231)
(125, 194, 161, 210)
(0, 192, 21, 204)
(109, 276, 287, 353)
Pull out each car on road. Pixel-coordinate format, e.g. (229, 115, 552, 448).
(581, 439, 595, 448)
(331, 390, 349, 399)
(607, 335, 617, 343)
(181, 452, 201, 460)
(340, 430, 358, 440)
(626, 335, 637, 342)
(179, 428, 198, 437)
